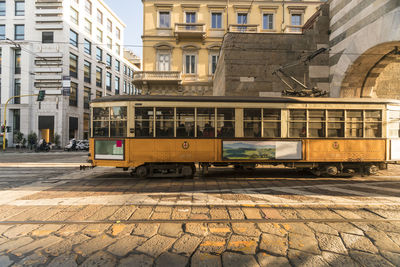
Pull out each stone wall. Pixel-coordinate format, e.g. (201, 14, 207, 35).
(213, 4, 330, 96)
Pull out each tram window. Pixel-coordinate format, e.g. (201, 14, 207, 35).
(155, 108, 174, 137)
(110, 106, 127, 120)
(197, 108, 215, 137)
(263, 109, 280, 137)
(327, 110, 344, 137)
(93, 107, 109, 120)
(135, 107, 154, 137)
(289, 109, 306, 137)
(346, 110, 363, 137)
(176, 108, 194, 137)
(93, 121, 109, 137)
(110, 121, 127, 137)
(308, 110, 325, 137)
(388, 110, 400, 138)
(217, 108, 235, 138)
(244, 109, 261, 137)
(365, 110, 382, 138)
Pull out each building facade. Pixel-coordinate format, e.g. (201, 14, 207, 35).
(137, 0, 326, 96)
(0, 0, 139, 147)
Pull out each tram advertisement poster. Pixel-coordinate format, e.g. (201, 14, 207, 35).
(222, 141, 302, 160)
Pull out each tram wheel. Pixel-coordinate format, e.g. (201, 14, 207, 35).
(136, 166, 148, 178)
(182, 165, 194, 178)
(365, 165, 378, 175)
(326, 166, 338, 176)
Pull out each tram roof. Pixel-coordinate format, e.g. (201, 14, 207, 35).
(91, 95, 400, 105)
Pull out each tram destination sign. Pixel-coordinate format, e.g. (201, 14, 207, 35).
(222, 141, 302, 160)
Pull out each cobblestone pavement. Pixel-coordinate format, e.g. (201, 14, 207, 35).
(1, 153, 400, 266)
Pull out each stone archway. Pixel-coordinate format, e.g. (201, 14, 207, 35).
(329, 6, 400, 98)
(340, 43, 400, 98)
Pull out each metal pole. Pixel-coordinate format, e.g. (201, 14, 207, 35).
(2, 94, 38, 151)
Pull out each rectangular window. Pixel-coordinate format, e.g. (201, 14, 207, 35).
(291, 14, 302, 32)
(115, 76, 120, 94)
(135, 107, 154, 137)
(97, 9, 103, 24)
(0, 1, 5, 16)
(69, 82, 78, 106)
(388, 110, 400, 138)
(0, 48, 2, 74)
(14, 49, 21, 74)
(84, 60, 91, 83)
(211, 12, 222, 29)
(263, 109, 281, 137)
(107, 19, 112, 32)
(42, 32, 53, 43)
(159, 12, 170, 28)
(346, 110, 363, 137)
(84, 86, 90, 109)
(116, 27, 120, 39)
(123, 80, 127, 93)
(70, 30, 78, 47)
(96, 66, 102, 87)
(217, 108, 235, 138)
(96, 90, 102, 98)
(15, 1, 25, 16)
(84, 19, 92, 34)
(106, 36, 112, 49)
(308, 110, 325, 137)
(263, 13, 273, 30)
(244, 109, 261, 138)
(289, 109, 306, 137)
(70, 7, 78, 25)
(185, 54, 196, 74)
(155, 108, 174, 137)
(106, 72, 111, 91)
(106, 54, 112, 67)
(237, 13, 248, 24)
(85, 0, 92, 14)
(96, 28, 103, 43)
(0, 25, 5, 40)
(115, 59, 120, 72)
(327, 110, 344, 137)
(69, 53, 78, 78)
(186, 12, 196, 23)
(124, 65, 127, 75)
(211, 55, 219, 74)
(177, 108, 195, 137)
(84, 39, 91, 55)
(197, 108, 215, 137)
(96, 47, 102, 61)
(93, 107, 109, 137)
(365, 110, 382, 138)
(115, 43, 120, 55)
(14, 25, 24, 40)
(14, 79, 21, 104)
(94, 140, 125, 158)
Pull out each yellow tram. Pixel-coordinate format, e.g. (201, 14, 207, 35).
(89, 95, 400, 177)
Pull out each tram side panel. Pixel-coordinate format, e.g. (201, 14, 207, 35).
(305, 139, 386, 162)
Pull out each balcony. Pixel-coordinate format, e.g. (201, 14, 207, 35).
(228, 24, 259, 33)
(284, 25, 303, 34)
(133, 71, 181, 85)
(174, 23, 206, 41)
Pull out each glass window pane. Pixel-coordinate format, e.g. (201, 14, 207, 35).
(346, 122, 363, 137)
(328, 110, 344, 121)
(93, 107, 109, 120)
(155, 108, 174, 137)
(110, 106, 127, 120)
(309, 122, 325, 137)
(244, 109, 261, 120)
(176, 108, 194, 137)
(328, 122, 344, 137)
(197, 108, 215, 138)
(244, 122, 261, 137)
(365, 110, 382, 121)
(110, 121, 127, 137)
(93, 121, 109, 137)
(217, 108, 235, 138)
(135, 107, 154, 137)
(290, 109, 306, 120)
(263, 109, 280, 120)
(347, 110, 363, 121)
(289, 122, 306, 137)
(94, 140, 124, 160)
(308, 110, 325, 121)
(365, 123, 381, 138)
(263, 122, 280, 137)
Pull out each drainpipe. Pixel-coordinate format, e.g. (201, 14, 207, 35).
(282, 0, 285, 32)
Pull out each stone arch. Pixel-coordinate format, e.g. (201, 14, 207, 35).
(330, 8, 400, 97)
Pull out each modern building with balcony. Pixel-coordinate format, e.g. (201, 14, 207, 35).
(139, 0, 326, 96)
(0, 0, 140, 147)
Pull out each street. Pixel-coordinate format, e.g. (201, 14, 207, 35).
(0, 152, 400, 266)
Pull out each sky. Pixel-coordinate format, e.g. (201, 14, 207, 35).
(103, 0, 143, 58)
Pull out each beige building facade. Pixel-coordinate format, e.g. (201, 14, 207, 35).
(137, 0, 326, 96)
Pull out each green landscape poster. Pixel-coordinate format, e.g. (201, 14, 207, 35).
(223, 141, 276, 160)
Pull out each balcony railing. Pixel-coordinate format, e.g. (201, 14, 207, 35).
(174, 23, 206, 40)
(133, 71, 181, 82)
(284, 25, 303, 33)
(228, 24, 259, 33)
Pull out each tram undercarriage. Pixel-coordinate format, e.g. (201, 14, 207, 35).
(129, 161, 386, 178)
